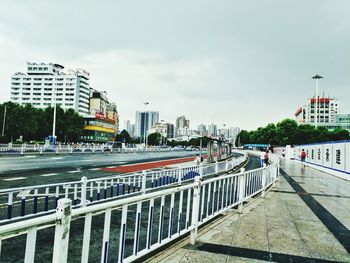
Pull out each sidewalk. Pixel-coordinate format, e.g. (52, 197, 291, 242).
(146, 160, 350, 262)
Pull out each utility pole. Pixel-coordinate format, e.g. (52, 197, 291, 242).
(52, 88, 57, 144)
(2, 105, 7, 136)
(312, 75, 323, 128)
(143, 102, 149, 148)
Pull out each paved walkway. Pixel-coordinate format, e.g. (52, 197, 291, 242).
(146, 159, 350, 262)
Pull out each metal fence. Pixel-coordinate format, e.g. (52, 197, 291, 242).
(0, 143, 179, 155)
(0, 152, 278, 263)
(0, 154, 247, 224)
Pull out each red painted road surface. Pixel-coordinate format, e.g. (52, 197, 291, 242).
(102, 156, 206, 173)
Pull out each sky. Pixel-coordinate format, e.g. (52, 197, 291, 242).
(0, 0, 349, 131)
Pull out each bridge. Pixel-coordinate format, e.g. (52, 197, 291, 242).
(0, 142, 349, 262)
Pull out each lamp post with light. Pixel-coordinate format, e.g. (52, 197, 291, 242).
(312, 75, 323, 128)
(143, 102, 149, 147)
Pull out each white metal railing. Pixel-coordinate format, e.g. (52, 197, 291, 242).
(0, 153, 278, 263)
(0, 153, 247, 224)
(0, 143, 180, 155)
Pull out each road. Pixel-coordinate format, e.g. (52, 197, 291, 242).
(0, 151, 198, 189)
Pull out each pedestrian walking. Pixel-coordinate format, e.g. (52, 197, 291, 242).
(300, 149, 306, 168)
(264, 150, 269, 166)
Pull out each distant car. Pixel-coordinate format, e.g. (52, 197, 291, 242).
(104, 141, 122, 151)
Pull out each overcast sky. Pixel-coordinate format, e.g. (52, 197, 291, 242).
(0, 1, 349, 130)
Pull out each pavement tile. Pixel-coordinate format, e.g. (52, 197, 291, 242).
(179, 249, 227, 263)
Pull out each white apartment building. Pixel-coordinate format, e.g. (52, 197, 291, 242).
(10, 62, 90, 115)
(295, 97, 339, 124)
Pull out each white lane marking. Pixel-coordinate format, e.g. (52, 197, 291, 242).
(88, 168, 101, 171)
(68, 170, 81, 174)
(50, 157, 63, 160)
(83, 160, 95, 162)
(24, 155, 37, 158)
(106, 166, 116, 168)
(40, 173, 59, 177)
(3, 177, 27, 181)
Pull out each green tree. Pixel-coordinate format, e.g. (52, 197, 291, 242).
(116, 130, 132, 143)
(147, 132, 162, 145)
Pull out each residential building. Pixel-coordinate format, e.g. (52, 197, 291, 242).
(197, 124, 207, 136)
(10, 62, 90, 115)
(135, 111, 159, 138)
(166, 123, 175, 138)
(176, 115, 190, 136)
(207, 124, 217, 137)
(89, 90, 109, 116)
(150, 123, 167, 138)
(295, 97, 339, 124)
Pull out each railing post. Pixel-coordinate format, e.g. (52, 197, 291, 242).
(20, 145, 24, 156)
(190, 176, 201, 245)
(81, 177, 87, 207)
(238, 168, 245, 214)
(178, 168, 182, 185)
(215, 161, 218, 175)
(70, 146, 73, 154)
(56, 147, 59, 155)
(142, 170, 147, 194)
(52, 198, 72, 263)
(40, 146, 43, 155)
(262, 168, 266, 198)
(199, 163, 203, 178)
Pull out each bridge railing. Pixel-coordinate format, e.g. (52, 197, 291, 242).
(0, 152, 278, 263)
(0, 143, 180, 155)
(0, 153, 247, 224)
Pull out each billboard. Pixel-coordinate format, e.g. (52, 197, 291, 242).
(332, 142, 345, 171)
(322, 143, 333, 168)
(315, 144, 323, 166)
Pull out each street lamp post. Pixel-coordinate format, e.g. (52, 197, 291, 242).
(52, 87, 57, 144)
(2, 105, 7, 137)
(312, 75, 323, 128)
(143, 102, 149, 147)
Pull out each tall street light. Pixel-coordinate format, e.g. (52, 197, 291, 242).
(52, 87, 57, 144)
(312, 74, 323, 128)
(2, 105, 7, 137)
(143, 102, 149, 147)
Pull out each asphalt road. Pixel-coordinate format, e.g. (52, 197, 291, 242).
(0, 151, 198, 189)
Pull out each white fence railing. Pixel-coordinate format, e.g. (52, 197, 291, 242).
(0, 143, 180, 155)
(0, 154, 247, 224)
(0, 153, 279, 263)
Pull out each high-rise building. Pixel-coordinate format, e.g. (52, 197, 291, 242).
(207, 124, 217, 137)
(295, 97, 339, 124)
(10, 62, 90, 115)
(166, 123, 175, 138)
(229, 127, 240, 139)
(124, 120, 135, 138)
(197, 124, 207, 136)
(89, 90, 109, 116)
(175, 115, 190, 136)
(135, 111, 159, 138)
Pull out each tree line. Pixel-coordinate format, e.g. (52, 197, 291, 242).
(236, 119, 350, 147)
(0, 102, 84, 143)
(116, 129, 211, 147)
